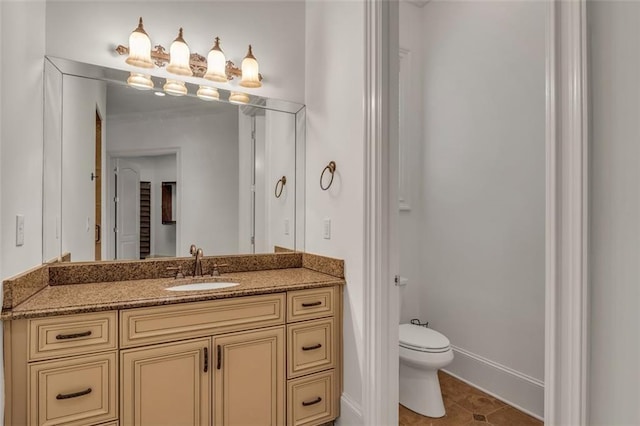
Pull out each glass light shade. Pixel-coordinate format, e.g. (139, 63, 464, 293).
(240, 45, 261, 88)
(197, 86, 220, 101)
(125, 18, 154, 69)
(204, 37, 228, 83)
(163, 79, 187, 96)
(127, 73, 154, 90)
(229, 91, 250, 105)
(166, 28, 193, 76)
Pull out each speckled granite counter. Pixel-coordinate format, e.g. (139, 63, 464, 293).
(2, 252, 345, 320)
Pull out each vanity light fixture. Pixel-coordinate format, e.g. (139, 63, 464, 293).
(204, 37, 228, 83)
(240, 45, 262, 88)
(127, 72, 154, 90)
(117, 18, 264, 95)
(163, 79, 188, 96)
(229, 91, 250, 105)
(196, 85, 220, 101)
(166, 28, 193, 76)
(125, 18, 154, 69)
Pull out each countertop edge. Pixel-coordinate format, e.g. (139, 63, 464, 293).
(1, 278, 345, 321)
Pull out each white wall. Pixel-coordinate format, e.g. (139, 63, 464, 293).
(61, 76, 107, 262)
(414, 1, 546, 417)
(107, 106, 239, 257)
(588, 2, 640, 424)
(0, 1, 46, 280)
(305, 2, 365, 423)
(398, 2, 425, 324)
(264, 110, 296, 251)
(45, 1, 306, 104)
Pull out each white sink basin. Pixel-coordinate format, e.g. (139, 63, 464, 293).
(166, 282, 239, 292)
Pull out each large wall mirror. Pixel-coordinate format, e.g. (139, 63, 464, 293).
(43, 57, 305, 263)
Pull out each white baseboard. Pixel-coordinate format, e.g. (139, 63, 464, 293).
(444, 345, 544, 421)
(336, 392, 363, 426)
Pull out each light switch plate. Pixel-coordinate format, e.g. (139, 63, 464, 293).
(16, 215, 24, 246)
(284, 219, 290, 235)
(323, 218, 331, 240)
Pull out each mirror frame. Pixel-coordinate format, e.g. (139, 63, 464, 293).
(43, 56, 306, 262)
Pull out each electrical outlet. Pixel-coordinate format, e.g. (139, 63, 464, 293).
(323, 218, 331, 240)
(16, 215, 24, 246)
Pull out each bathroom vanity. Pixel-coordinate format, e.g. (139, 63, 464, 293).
(2, 252, 344, 426)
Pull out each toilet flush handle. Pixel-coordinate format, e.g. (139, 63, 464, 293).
(394, 275, 409, 286)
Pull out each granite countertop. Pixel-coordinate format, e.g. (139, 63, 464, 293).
(2, 268, 345, 320)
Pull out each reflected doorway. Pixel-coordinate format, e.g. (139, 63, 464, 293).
(111, 153, 177, 260)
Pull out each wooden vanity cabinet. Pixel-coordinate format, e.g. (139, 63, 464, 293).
(120, 338, 211, 426)
(4, 286, 342, 426)
(213, 327, 285, 425)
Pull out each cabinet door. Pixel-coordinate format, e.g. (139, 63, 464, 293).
(214, 326, 285, 426)
(120, 338, 211, 426)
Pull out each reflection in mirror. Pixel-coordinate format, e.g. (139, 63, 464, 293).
(43, 57, 305, 262)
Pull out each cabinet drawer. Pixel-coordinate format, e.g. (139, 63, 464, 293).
(287, 370, 335, 426)
(120, 294, 285, 348)
(287, 318, 335, 379)
(28, 311, 117, 361)
(287, 287, 335, 322)
(28, 352, 118, 426)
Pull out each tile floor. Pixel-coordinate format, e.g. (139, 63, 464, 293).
(399, 371, 543, 426)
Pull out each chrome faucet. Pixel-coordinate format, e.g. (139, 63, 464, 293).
(190, 244, 204, 277)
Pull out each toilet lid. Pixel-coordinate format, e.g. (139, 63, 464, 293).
(399, 324, 450, 352)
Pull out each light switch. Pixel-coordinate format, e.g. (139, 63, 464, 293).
(284, 219, 290, 235)
(323, 218, 331, 240)
(16, 215, 24, 246)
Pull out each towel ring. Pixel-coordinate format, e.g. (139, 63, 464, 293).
(274, 176, 287, 198)
(320, 161, 336, 191)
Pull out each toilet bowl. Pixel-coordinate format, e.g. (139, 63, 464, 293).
(399, 323, 454, 418)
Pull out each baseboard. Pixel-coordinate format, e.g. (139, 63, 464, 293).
(336, 392, 363, 425)
(444, 345, 544, 421)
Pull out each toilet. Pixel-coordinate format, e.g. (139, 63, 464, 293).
(399, 323, 454, 418)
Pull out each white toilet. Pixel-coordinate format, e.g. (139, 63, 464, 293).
(399, 323, 454, 418)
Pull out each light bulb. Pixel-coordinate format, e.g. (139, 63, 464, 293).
(229, 91, 250, 104)
(126, 18, 154, 69)
(127, 72, 154, 90)
(163, 79, 187, 96)
(240, 45, 261, 88)
(197, 85, 220, 101)
(204, 37, 228, 83)
(166, 28, 193, 76)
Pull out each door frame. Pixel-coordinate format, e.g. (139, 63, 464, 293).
(362, 0, 589, 424)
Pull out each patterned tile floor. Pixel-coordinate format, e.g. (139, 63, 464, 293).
(399, 371, 543, 426)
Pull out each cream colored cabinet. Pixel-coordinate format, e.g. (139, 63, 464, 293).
(285, 288, 340, 426)
(4, 287, 341, 426)
(120, 338, 211, 426)
(29, 352, 117, 426)
(213, 327, 285, 426)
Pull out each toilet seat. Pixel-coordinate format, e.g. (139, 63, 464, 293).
(399, 324, 451, 353)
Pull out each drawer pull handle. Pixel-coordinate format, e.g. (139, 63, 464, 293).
(217, 345, 222, 370)
(301, 301, 322, 308)
(56, 388, 92, 400)
(302, 343, 322, 351)
(55, 331, 92, 340)
(203, 347, 209, 373)
(302, 397, 322, 407)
